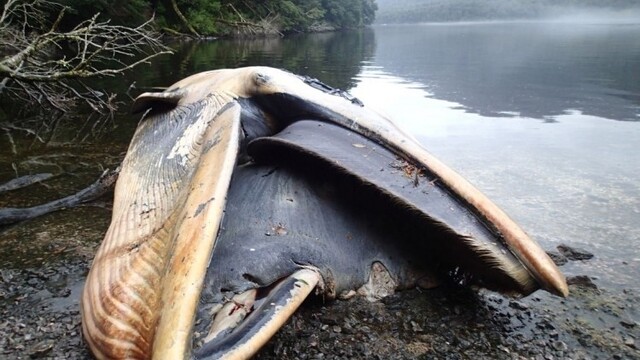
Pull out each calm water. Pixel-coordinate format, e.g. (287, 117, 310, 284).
(349, 23, 640, 292)
(2, 23, 639, 292)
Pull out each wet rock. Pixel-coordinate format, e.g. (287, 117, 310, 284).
(546, 251, 568, 266)
(57, 287, 72, 297)
(620, 320, 637, 329)
(624, 337, 636, 349)
(567, 275, 598, 289)
(557, 245, 594, 261)
(509, 300, 529, 311)
(320, 314, 340, 326)
(410, 320, 423, 333)
(552, 340, 568, 352)
(28, 339, 54, 358)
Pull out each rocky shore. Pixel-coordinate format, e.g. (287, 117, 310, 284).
(0, 210, 637, 359)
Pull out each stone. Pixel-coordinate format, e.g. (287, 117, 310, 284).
(557, 245, 594, 261)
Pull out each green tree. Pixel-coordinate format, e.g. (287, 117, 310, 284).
(155, 0, 377, 36)
(322, 0, 377, 28)
(56, 0, 152, 26)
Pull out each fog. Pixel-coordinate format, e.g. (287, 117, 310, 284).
(375, 0, 640, 24)
(540, 7, 640, 24)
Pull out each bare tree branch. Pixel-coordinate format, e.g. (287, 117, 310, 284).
(221, 3, 283, 37)
(0, 166, 120, 225)
(0, 0, 172, 113)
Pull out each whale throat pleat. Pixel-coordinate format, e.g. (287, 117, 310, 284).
(81, 94, 237, 359)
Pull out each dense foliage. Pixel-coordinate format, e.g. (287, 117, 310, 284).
(54, 0, 378, 36)
(376, 0, 640, 23)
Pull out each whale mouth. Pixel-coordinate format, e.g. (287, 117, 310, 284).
(191, 119, 550, 357)
(81, 67, 567, 360)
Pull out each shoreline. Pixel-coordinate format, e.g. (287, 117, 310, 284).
(0, 213, 637, 359)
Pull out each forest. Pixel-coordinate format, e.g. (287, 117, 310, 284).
(56, 0, 378, 36)
(376, 0, 640, 23)
(0, 0, 377, 117)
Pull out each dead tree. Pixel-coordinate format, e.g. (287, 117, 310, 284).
(0, 0, 172, 113)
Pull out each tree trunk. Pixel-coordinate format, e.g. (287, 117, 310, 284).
(169, 0, 200, 37)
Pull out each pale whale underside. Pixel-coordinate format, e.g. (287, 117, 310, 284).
(80, 67, 568, 360)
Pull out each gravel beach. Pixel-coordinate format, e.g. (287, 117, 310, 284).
(0, 208, 638, 359)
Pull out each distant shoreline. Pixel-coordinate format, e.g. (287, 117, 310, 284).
(375, 5, 640, 25)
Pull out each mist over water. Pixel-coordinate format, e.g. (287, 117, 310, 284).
(375, 0, 640, 25)
(540, 7, 640, 24)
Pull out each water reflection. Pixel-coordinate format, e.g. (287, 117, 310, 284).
(372, 23, 640, 121)
(141, 29, 376, 91)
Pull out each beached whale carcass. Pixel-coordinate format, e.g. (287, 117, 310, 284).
(80, 67, 568, 359)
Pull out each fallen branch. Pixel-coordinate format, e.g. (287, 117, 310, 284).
(0, 173, 53, 193)
(0, 166, 119, 225)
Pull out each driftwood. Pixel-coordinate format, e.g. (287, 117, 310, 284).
(0, 173, 54, 193)
(0, 167, 119, 225)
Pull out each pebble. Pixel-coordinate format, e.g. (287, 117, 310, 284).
(552, 340, 568, 352)
(410, 320, 423, 332)
(509, 300, 529, 311)
(567, 275, 598, 289)
(546, 251, 568, 266)
(620, 320, 637, 329)
(557, 244, 594, 261)
(624, 337, 636, 349)
(28, 339, 54, 358)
